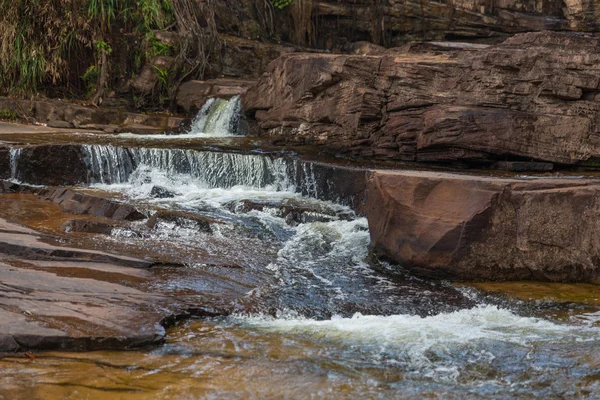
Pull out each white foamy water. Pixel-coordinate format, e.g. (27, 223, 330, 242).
(226, 305, 600, 384)
(189, 96, 243, 137)
(232, 305, 596, 345)
(9, 147, 22, 182)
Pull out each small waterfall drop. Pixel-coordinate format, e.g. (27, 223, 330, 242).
(9, 148, 22, 182)
(81, 145, 323, 197)
(188, 96, 244, 137)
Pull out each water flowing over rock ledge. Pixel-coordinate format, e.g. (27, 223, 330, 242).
(243, 31, 600, 168)
(3, 142, 600, 284)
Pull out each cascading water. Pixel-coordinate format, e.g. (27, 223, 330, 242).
(4, 140, 600, 398)
(82, 144, 323, 198)
(187, 96, 244, 137)
(77, 143, 473, 318)
(9, 147, 22, 182)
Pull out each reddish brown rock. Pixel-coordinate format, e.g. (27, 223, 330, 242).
(244, 32, 600, 167)
(131, 56, 175, 93)
(221, 0, 598, 49)
(366, 170, 600, 282)
(40, 188, 145, 221)
(0, 98, 185, 134)
(0, 213, 237, 353)
(61, 219, 121, 235)
(146, 210, 218, 232)
(176, 78, 256, 112)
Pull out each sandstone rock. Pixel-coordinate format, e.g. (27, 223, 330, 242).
(176, 78, 256, 112)
(0, 180, 41, 195)
(220, 35, 297, 78)
(244, 32, 600, 167)
(493, 161, 554, 172)
(40, 188, 145, 221)
(146, 210, 217, 233)
(0, 146, 9, 180)
(131, 56, 175, 93)
(218, 0, 599, 51)
(47, 120, 74, 129)
(15, 145, 88, 185)
(0, 98, 184, 134)
(227, 199, 347, 225)
(63, 105, 95, 128)
(0, 208, 245, 352)
(61, 219, 121, 235)
(366, 170, 600, 282)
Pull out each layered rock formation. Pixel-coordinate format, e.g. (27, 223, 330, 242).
(366, 170, 600, 282)
(219, 0, 600, 49)
(244, 31, 600, 167)
(0, 97, 185, 134)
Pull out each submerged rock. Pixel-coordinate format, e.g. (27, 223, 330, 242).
(39, 187, 145, 221)
(150, 185, 177, 199)
(146, 210, 218, 233)
(61, 219, 121, 235)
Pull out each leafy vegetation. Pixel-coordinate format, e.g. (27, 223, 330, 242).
(272, 0, 294, 8)
(0, 109, 17, 120)
(0, 0, 218, 109)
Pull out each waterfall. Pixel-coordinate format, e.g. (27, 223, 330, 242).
(9, 148, 22, 182)
(81, 145, 321, 197)
(188, 96, 244, 137)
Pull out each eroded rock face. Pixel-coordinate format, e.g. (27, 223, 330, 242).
(220, 0, 600, 48)
(367, 170, 600, 282)
(244, 32, 600, 166)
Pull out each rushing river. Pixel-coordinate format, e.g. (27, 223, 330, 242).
(2, 98, 600, 399)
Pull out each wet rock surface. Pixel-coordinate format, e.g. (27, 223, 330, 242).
(146, 210, 218, 233)
(39, 187, 145, 221)
(244, 31, 600, 167)
(0, 146, 9, 180)
(367, 170, 600, 282)
(14, 145, 88, 186)
(0, 217, 163, 352)
(0, 208, 241, 353)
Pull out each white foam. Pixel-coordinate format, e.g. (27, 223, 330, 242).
(230, 305, 599, 347)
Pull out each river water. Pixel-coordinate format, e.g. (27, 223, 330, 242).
(1, 97, 600, 399)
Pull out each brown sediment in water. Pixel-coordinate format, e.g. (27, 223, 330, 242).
(465, 281, 600, 307)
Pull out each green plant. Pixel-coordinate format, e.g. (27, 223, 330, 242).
(272, 0, 294, 8)
(153, 66, 170, 89)
(0, 0, 219, 108)
(148, 34, 173, 57)
(0, 109, 17, 120)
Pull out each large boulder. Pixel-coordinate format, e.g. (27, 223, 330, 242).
(244, 31, 600, 167)
(366, 170, 600, 282)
